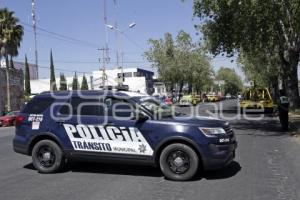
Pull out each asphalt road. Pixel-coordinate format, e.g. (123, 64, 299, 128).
(1, 100, 300, 200)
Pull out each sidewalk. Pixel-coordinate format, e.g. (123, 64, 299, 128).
(290, 110, 300, 143)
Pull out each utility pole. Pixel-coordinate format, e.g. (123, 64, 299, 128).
(31, 0, 38, 79)
(99, 0, 110, 88)
(113, 0, 123, 86)
(98, 47, 109, 88)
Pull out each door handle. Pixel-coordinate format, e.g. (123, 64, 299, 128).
(106, 122, 115, 126)
(55, 119, 65, 124)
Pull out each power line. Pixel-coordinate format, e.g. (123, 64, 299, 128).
(37, 64, 90, 74)
(15, 58, 149, 64)
(22, 22, 145, 54)
(20, 21, 100, 48)
(23, 28, 94, 49)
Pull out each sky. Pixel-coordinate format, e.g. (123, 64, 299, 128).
(1, 0, 239, 79)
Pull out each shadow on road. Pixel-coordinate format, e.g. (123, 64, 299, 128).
(23, 161, 241, 181)
(231, 119, 287, 136)
(201, 161, 241, 180)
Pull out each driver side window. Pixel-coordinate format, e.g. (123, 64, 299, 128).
(104, 98, 135, 118)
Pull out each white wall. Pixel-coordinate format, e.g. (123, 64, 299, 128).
(30, 76, 89, 94)
(30, 68, 151, 94)
(92, 68, 148, 93)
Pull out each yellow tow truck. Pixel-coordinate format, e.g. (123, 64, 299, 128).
(240, 87, 274, 113)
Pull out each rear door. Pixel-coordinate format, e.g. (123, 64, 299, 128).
(52, 96, 106, 151)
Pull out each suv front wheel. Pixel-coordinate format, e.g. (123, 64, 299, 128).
(32, 140, 65, 173)
(159, 143, 199, 181)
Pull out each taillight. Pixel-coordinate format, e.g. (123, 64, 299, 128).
(15, 116, 25, 127)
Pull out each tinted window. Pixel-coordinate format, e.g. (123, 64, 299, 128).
(105, 98, 134, 118)
(22, 97, 55, 114)
(60, 97, 104, 116)
(118, 72, 132, 78)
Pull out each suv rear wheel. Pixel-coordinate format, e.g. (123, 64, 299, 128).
(32, 140, 64, 173)
(159, 143, 199, 181)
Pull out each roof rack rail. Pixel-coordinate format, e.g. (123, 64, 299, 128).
(100, 85, 129, 91)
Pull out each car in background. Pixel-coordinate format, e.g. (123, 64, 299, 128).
(164, 97, 173, 106)
(179, 95, 192, 106)
(152, 94, 165, 103)
(207, 93, 220, 102)
(202, 93, 208, 102)
(225, 94, 232, 99)
(179, 94, 202, 106)
(0, 111, 19, 127)
(239, 87, 274, 113)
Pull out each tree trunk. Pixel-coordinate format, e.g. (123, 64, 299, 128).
(5, 55, 11, 112)
(269, 76, 279, 101)
(281, 50, 300, 109)
(178, 81, 184, 101)
(188, 83, 192, 94)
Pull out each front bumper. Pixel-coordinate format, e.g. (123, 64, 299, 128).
(202, 141, 237, 170)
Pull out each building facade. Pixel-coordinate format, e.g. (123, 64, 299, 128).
(29, 67, 154, 95)
(0, 68, 24, 115)
(14, 61, 38, 80)
(93, 67, 154, 94)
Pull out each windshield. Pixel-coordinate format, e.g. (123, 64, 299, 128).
(244, 89, 271, 101)
(132, 96, 178, 118)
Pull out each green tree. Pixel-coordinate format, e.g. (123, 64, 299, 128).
(59, 73, 67, 91)
(216, 67, 243, 95)
(145, 31, 213, 95)
(72, 72, 79, 90)
(145, 32, 179, 90)
(237, 50, 281, 99)
(24, 55, 31, 96)
(193, 0, 300, 108)
(189, 49, 213, 93)
(0, 8, 24, 112)
(81, 75, 89, 90)
(49, 50, 57, 91)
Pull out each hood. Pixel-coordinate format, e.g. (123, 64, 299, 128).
(161, 115, 228, 127)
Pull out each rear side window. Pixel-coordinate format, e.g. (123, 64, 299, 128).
(22, 97, 55, 114)
(59, 97, 104, 116)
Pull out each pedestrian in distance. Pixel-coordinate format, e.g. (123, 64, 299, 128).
(277, 89, 289, 131)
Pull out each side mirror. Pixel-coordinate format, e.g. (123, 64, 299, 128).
(136, 111, 149, 122)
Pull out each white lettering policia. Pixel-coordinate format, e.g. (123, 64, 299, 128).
(63, 124, 154, 155)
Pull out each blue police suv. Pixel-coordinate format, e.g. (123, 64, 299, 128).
(13, 90, 237, 181)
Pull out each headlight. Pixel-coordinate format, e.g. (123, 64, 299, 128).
(199, 127, 226, 137)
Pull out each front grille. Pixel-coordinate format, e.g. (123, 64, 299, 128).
(224, 126, 234, 139)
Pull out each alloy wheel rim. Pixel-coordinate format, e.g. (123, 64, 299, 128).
(36, 146, 56, 168)
(167, 150, 190, 174)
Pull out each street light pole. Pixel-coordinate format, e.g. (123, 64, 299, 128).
(106, 22, 136, 86)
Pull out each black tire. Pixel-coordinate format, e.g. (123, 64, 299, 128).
(159, 143, 199, 181)
(32, 140, 64, 173)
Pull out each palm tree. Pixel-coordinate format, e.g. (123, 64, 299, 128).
(0, 8, 24, 112)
